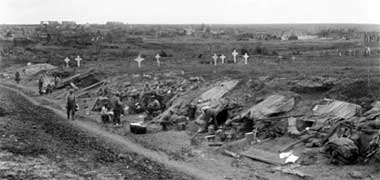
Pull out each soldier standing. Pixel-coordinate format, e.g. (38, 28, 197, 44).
(15, 71, 20, 84)
(66, 89, 77, 120)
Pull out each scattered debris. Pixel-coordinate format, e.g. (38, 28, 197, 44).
(273, 165, 313, 179)
(349, 170, 365, 179)
(23, 63, 57, 75)
(284, 154, 299, 163)
(197, 80, 240, 108)
(222, 150, 240, 159)
(280, 134, 316, 152)
(313, 99, 362, 119)
(291, 77, 335, 93)
(189, 76, 204, 82)
(56, 69, 97, 89)
(208, 142, 223, 147)
(325, 137, 359, 164)
(78, 80, 105, 93)
(288, 117, 302, 136)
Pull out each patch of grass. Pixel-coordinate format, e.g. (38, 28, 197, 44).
(1, 144, 48, 157)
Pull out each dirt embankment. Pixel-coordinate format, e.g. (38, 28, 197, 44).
(0, 86, 197, 180)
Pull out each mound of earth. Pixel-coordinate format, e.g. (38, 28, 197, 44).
(328, 80, 380, 111)
(291, 77, 336, 94)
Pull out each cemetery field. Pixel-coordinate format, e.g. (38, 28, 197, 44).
(1, 27, 380, 180)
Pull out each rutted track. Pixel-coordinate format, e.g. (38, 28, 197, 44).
(0, 85, 204, 180)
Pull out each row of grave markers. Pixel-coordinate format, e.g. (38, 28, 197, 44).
(64, 56, 82, 68)
(213, 50, 250, 65)
(134, 50, 248, 69)
(133, 50, 249, 69)
(62, 50, 280, 69)
(133, 54, 161, 69)
(60, 47, 374, 69)
(62, 54, 148, 69)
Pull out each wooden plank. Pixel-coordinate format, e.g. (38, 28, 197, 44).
(70, 82, 79, 90)
(76, 80, 104, 95)
(279, 134, 316, 153)
(241, 148, 284, 165)
(152, 86, 206, 123)
(56, 68, 95, 89)
(55, 80, 104, 100)
(257, 114, 304, 121)
(222, 150, 240, 158)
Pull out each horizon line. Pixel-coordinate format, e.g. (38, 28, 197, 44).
(1, 22, 380, 26)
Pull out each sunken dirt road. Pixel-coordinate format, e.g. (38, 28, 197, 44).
(0, 85, 202, 180)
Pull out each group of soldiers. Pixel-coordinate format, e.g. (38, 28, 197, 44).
(99, 93, 124, 126)
(37, 74, 60, 95)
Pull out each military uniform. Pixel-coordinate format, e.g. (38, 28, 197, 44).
(66, 92, 76, 120)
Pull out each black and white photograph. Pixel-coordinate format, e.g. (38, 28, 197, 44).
(0, 0, 380, 179)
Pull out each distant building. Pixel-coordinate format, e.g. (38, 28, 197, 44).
(40, 21, 60, 25)
(184, 28, 195, 35)
(298, 35, 318, 40)
(62, 21, 76, 25)
(288, 35, 298, 40)
(106, 21, 124, 26)
(281, 35, 288, 41)
(281, 34, 299, 41)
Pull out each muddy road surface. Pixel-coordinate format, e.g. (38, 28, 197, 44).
(0, 86, 197, 180)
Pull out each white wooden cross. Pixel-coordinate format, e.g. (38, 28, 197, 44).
(212, 54, 218, 66)
(155, 54, 161, 67)
(75, 55, 82, 68)
(232, 50, 238, 64)
(243, 53, 249, 65)
(291, 56, 296, 61)
(220, 54, 226, 64)
(64, 57, 70, 68)
(366, 47, 371, 55)
(134, 55, 144, 69)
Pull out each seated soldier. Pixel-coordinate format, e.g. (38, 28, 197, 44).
(46, 84, 53, 94)
(134, 102, 144, 113)
(160, 110, 174, 131)
(187, 103, 197, 120)
(100, 105, 113, 123)
(146, 98, 161, 117)
(197, 106, 219, 133)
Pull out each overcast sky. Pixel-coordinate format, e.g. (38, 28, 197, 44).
(1, 0, 379, 24)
